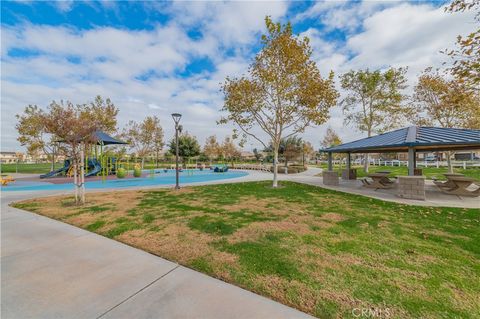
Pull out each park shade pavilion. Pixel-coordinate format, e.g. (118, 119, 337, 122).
(322, 126, 480, 176)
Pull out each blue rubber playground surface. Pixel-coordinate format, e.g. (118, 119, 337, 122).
(2, 169, 248, 192)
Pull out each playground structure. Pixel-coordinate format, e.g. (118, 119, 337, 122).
(40, 130, 127, 179)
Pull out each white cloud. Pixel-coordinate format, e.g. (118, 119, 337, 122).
(302, 2, 477, 144)
(1, 1, 477, 153)
(52, 0, 74, 13)
(296, 1, 396, 33)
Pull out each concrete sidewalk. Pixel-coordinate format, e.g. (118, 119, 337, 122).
(1, 190, 312, 319)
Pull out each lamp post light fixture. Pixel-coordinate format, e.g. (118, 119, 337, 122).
(171, 113, 182, 189)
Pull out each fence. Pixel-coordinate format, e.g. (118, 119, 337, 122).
(326, 159, 480, 169)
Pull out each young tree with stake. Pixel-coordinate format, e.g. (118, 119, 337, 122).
(220, 17, 338, 187)
(44, 101, 99, 205)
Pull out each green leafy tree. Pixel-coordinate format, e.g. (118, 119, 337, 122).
(281, 136, 303, 167)
(220, 17, 338, 187)
(168, 133, 200, 160)
(253, 148, 262, 161)
(340, 68, 408, 172)
(265, 136, 304, 167)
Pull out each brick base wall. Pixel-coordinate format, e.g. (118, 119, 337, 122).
(397, 176, 425, 200)
(323, 171, 339, 186)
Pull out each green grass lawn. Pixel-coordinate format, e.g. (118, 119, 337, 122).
(13, 181, 480, 318)
(0, 162, 62, 174)
(316, 164, 480, 180)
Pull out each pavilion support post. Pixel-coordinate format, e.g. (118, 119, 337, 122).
(342, 152, 355, 180)
(327, 152, 333, 171)
(408, 147, 416, 176)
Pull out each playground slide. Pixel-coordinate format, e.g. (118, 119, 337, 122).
(40, 161, 71, 179)
(85, 159, 102, 177)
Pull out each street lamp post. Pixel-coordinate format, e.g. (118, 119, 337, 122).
(171, 113, 182, 189)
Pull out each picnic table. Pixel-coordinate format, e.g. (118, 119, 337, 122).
(361, 172, 395, 189)
(437, 175, 480, 197)
(434, 173, 464, 189)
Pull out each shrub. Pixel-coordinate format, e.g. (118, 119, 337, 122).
(274, 165, 307, 174)
(133, 167, 142, 178)
(116, 167, 126, 179)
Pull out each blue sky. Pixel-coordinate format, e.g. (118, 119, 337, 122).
(1, 0, 474, 152)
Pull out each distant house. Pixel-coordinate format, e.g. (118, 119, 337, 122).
(0, 152, 22, 163)
(240, 151, 256, 160)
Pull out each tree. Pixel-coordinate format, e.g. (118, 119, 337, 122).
(123, 116, 163, 168)
(168, 133, 200, 160)
(410, 69, 480, 171)
(321, 126, 342, 149)
(282, 136, 303, 167)
(16, 105, 59, 170)
(321, 127, 343, 161)
(220, 17, 338, 187)
(82, 95, 119, 134)
(302, 141, 315, 165)
(220, 136, 241, 162)
(265, 136, 304, 166)
(152, 119, 164, 167)
(253, 148, 263, 161)
(16, 96, 119, 170)
(203, 135, 221, 162)
(443, 0, 480, 91)
(340, 68, 408, 172)
(43, 101, 100, 205)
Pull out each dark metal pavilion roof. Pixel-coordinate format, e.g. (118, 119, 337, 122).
(323, 126, 480, 153)
(92, 130, 127, 145)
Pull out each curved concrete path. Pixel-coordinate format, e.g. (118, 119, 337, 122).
(1, 173, 313, 319)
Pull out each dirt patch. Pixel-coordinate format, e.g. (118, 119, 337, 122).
(117, 224, 215, 264)
(167, 187, 197, 195)
(320, 212, 346, 222)
(229, 218, 312, 243)
(258, 275, 318, 314)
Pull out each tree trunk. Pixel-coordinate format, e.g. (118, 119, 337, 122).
(51, 152, 55, 171)
(73, 159, 78, 204)
(272, 147, 279, 188)
(80, 146, 86, 205)
(447, 151, 453, 173)
(364, 153, 369, 173)
(141, 157, 145, 169)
